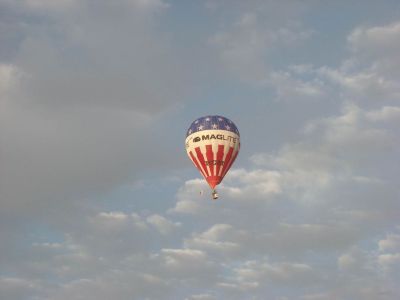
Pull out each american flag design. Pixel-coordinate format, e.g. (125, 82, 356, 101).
(185, 115, 240, 189)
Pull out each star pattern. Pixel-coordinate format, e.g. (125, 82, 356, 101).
(186, 115, 239, 137)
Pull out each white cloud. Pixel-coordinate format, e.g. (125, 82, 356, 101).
(268, 69, 326, 101)
(56, 211, 155, 262)
(318, 67, 400, 102)
(0, 64, 21, 96)
(184, 224, 244, 258)
(379, 234, 400, 252)
(183, 221, 359, 261)
(308, 21, 400, 106)
(170, 178, 226, 215)
(366, 106, 400, 122)
(146, 214, 180, 235)
(128, 0, 169, 10)
(264, 223, 359, 255)
(337, 247, 372, 275)
(97, 211, 129, 221)
(161, 248, 207, 267)
(348, 22, 400, 60)
(209, 3, 313, 84)
(234, 260, 315, 285)
(175, 99, 400, 265)
(186, 293, 217, 300)
(378, 253, 400, 270)
(159, 248, 219, 283)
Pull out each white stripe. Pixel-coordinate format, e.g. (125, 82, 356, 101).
(185, 130, 240, 179)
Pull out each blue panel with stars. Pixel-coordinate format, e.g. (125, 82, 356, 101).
(186, 115, 240, 137)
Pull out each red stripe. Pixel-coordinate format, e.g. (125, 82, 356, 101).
(220, 147, 233, 178)
(189, 151, 207, 178)
(195, 147, 209, 177)
(215, 145, 225, 176)
(221, 148, 238, 179)
(206, 145, 214, 176)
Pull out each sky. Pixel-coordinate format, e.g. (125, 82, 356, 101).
(1, 0, 400, 299)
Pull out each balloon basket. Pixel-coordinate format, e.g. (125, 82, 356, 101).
(211, 190, 219, 200)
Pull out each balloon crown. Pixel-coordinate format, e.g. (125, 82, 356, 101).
(186, 115, 240, 137)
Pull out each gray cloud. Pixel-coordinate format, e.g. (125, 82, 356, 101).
(0, 0, 191, 223)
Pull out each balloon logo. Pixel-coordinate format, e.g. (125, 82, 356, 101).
(185, 115, 240, 199)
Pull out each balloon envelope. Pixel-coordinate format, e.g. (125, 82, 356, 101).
(185, 115, 240, 189)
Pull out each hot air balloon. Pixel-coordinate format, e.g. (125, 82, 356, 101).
(185, 115, 240, 199)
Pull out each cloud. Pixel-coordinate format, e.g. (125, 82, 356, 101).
(268, 69, 326, 101)
(1, 2, 400, 299)
(233, 259, 316, 286)
(185, 293, 217, 300)
(10, 0, 183, 113)
(310, 21, 400, 104)
(157, 248, 220, 286)
(146, 214, 181, 235)
(337, 247, 372, 274)
(318, 66, 400, 102)
(348, 22, 400, 61)
(64, 211, 163, 260)
(255, 21, 400, 104)
(172, 99, 400, 293)
(176, 102, 399, 211)
(0, 0, 191, 228)
(184, 224, 244, 258)
(378, 253, 400, 270)
(21, 0, 79, 11)
(0, 64, 20, 96)
(209, 2, 313, 84)
(0, 101, 155, 219)
(366, 106, 400, 122)
(0, 277, 42, 300)
(379, 234, 400, 252)
(46, 271, 170, 300)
